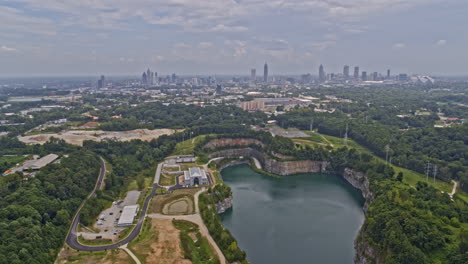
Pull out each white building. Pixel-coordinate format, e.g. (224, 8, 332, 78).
(184, 167, 208, 186)
(117, 205, 139, 227)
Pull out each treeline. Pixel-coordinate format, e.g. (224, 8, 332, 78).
(195, 130, 329, 161)
(196, 131, 467, 263)
(275, 109, 468, 190)
(199, 185, 248, 264)
(333, 147, 467, 263)
(95, 102, 266, 131)
(0, 151, 100, 264)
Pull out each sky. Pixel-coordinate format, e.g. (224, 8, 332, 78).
(0, 0, 467, 77)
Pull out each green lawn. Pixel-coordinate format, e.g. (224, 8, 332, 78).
(171, 135, 208, 156)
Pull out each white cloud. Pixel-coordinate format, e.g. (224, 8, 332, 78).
(207, 24, 248, 32)
(310, 40, 336, 50)
(0, 45, 18, 52)
(435, 39, 447, 46)
(393, 43, 406, 49)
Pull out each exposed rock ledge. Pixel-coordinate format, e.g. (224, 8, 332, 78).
(342, 168, 380, 264)
(216, 196, 233, 214)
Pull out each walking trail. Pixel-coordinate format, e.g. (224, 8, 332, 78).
(147, 188, 227, 264)
(120, 244, 141, 264)
(449, 180, 458, 199)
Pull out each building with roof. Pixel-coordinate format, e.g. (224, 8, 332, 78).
(117, 205, 139, 227)
(184, 167, 208, 186)
(175, 155, 196, 163)
(24, 154, 59, 170)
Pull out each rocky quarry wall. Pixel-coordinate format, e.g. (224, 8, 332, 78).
(208, 148, 328, 176)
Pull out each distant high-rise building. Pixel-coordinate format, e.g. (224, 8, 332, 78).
(171, 73, 177, 83)
(387, 69, 391, 79)
(343, 65, 350, 78)
(216, 85, 223, 95)
(354, 66, 360, 79)
(362, 71, 367, 81)
(263, 63, 268, 83)
(319, 64, 326, 83)
(142, 72, 147, 85)
(251, 69, 256, 82)
(398, 74, 408, 81)
(97, 75, 105, 89)
(373, 72, 378, 81)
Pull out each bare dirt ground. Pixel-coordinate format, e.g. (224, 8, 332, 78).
(55, 248, 133, 264)
(19, 129, 178, 146)
(140, 219, 192, 264)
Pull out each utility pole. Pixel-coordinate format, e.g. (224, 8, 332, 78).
(344, 123, 348, 146)
(425, 161, 431, 182)
(310, 118, 314, 133)
(385, 145, 390, 165)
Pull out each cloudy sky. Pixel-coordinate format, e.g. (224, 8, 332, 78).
(0, 0, 467, 76)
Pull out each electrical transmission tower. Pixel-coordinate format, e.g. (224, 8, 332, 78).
(344, 123, 348, 146)
(385, 145, 390, 165)
(425, 162, 431, 182)
(433, 165, 438, 183)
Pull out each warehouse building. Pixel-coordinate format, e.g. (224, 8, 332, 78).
(117, 205, 139, 227)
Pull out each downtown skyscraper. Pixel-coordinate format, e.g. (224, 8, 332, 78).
(319, 64, 326, 83)
(354, 66, 360, 79)
(343, 65, 350, 78)
(263, 63, 268, 83)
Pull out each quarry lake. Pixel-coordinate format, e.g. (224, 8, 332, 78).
(221, 164, 365, 264)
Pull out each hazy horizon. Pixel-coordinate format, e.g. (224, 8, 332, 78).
(1, 0, 468, 76)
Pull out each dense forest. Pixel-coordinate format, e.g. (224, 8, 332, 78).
(94, 103, 266, 130)
(0, 151, 100, 264)
(275, 109, 468, 191)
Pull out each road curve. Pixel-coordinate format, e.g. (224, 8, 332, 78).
(66, 159, 179, 251)
(65, 159, 214, 252)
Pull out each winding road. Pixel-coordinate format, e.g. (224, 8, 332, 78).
(65, 157, 164, 251)
(65, 157, 219, 252)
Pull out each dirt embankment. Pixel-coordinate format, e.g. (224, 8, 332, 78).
(19, 129, 178, 146)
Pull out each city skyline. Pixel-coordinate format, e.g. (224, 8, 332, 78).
(0, 1, 467, 76)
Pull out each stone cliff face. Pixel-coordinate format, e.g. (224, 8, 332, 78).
(216, 196, 233, 214)
(342, 168, 373, 212)
(203, 138, 264, 150)
(208, 148, 328, 176)
(342, 168, 380, 264)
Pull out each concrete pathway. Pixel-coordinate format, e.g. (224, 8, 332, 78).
(449, 180, 459, 200)
(154, 163, 163, 184)
(120, 244, 141, 264)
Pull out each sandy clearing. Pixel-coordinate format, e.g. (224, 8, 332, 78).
(163, 198, 194, 215)
(146, 218, 191, 264)
(18, 129, 179, 146)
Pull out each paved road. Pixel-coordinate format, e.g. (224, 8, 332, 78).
(65, 158, 217, 252)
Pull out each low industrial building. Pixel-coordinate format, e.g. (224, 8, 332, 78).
(117, 205, 139, 227)
(24, 154, 59, 170)
(184, 167, 208, 186)
(176, 155, 196, 163)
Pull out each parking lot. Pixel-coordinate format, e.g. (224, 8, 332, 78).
(78, 191, 141, 241)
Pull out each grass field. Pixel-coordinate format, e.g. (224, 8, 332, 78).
(296, 131, 462, 196)
(171, 135, 208, 156)
(128, 218, 158, 264)
(150, 188, 199, 214)
(56, 248, 135, 264)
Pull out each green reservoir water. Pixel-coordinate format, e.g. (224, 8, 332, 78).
(221, 165, 365, 264)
